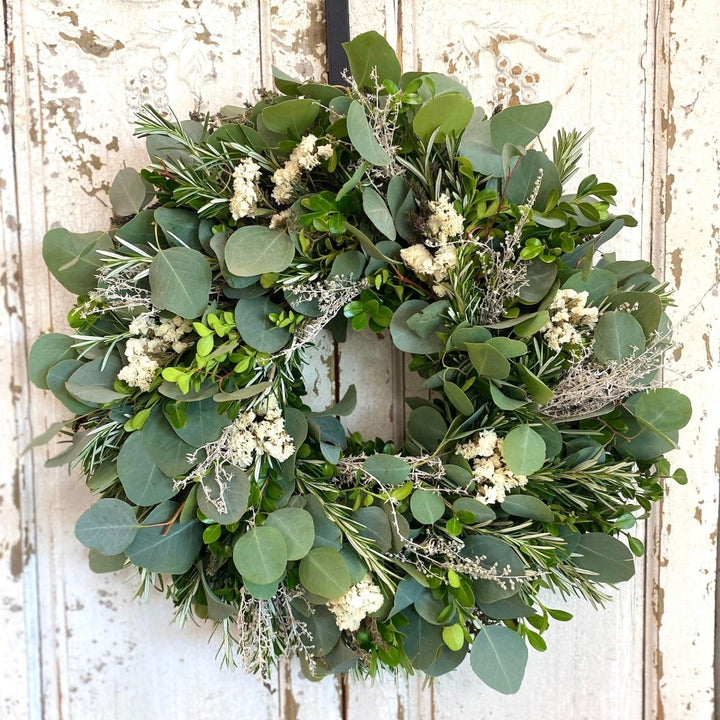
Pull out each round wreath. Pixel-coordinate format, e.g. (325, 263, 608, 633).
(30, 32, 691, 692)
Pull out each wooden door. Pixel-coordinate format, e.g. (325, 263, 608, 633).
(2, 1, 717, 718)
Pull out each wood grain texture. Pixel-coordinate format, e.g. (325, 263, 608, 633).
(644, 0, 720, 717)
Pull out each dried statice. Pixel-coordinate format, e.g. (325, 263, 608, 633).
(282, 275, 368, 354)
(89, 265, 153, 313)
(326, 574, 385, 631)
(470, 170, 544, 324)
(342, 68, 401, 177)
(540, 335, 670, 420)
(229, 586, 315, 678)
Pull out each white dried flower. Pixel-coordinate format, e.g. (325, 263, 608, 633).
(400, 243, 457, 293)
(118, 313, 192, 391)
(117, 338, 161, 392)
(457, 431, 527, 504)
(425, 194, 464, 246)
(229, 158, 261, 220)
(271, 134, 332, 204)
(543, 288, 600, 352)
(224, 395, 294, 468)
(269, 209, 292, 229)
(327, 574, 385, 631)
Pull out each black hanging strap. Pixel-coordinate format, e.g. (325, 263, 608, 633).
(325, 0, 351, 85)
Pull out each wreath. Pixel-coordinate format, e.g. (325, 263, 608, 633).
(30, 32, 691, 693)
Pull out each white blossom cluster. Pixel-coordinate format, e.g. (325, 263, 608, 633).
(117, 313, 192, 392)
(269, 208, 292, 229)
(326, 574, 385, 631)
(271, 134, 333, 204)
(457, 429, 528, 505)
(425, 194, 465, 246)
(225, 395, 295, 468)
(399, 194, 465, 297)
(400, 244, 458, 297)
(542, 288, 600, 352)
(229, 158, 261, 220)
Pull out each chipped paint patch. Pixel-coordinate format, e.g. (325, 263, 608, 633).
(59, 28, 125, 58)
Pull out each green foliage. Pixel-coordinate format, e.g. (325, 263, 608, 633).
(29, 29, 691, 691)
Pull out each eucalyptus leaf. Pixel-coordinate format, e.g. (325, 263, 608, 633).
(265, 507, 315, 560)
(42, 228, 113, 295)
(412, 93, 474, 143)
(352, 506, 393, 552)
(125, 501, 203, 574)
(490, 101, 552, 150)
(233, 526, 288, 584)
(362, 454, 412, 486)
(234, 295, 290, 353)
(466, 342, 511, 379)
(262, 99, 319, 136)
(154, 208, 202, 251)
(117, 431, 177, 506)
(299, 547, 351, 600)
(593, 311, 646, 363)
(225, 226, 295, 277)
(470, 625, 528, 694)
(140, 407, 199, 477)
(572, 533, 635, 584)
(342, 31, 401, 90)
(390, 300, 444, 354)
(149, 247, 211, 319)
(74, 498, 138, 555)
(501, 494, 554, 523)
(362, 186, 396, 241)
(562, 269, 617, 306)
(410, 489, 445, 525)
(29, 333, 77, 389)
(347, 101, 392, 166)
(172, 397, 228, 447)
(387, 175, 416, 240)
(452, 498, 496, 524)
(407, 405, 448, 452)
(109, 167, 153, 216)
(502, 425, 546, 475)
(197, 466, 250, 524)
(66, 355, 124, 404)
(46, 360, 94, 413)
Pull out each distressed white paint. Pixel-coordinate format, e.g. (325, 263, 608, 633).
(1, 1, 717, 719)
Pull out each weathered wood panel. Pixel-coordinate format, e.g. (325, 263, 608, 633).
(1, 0, 717, 718)
(644, 0, 720, 717)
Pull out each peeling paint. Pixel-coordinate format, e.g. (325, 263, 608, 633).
(58, 28, 125, 58)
